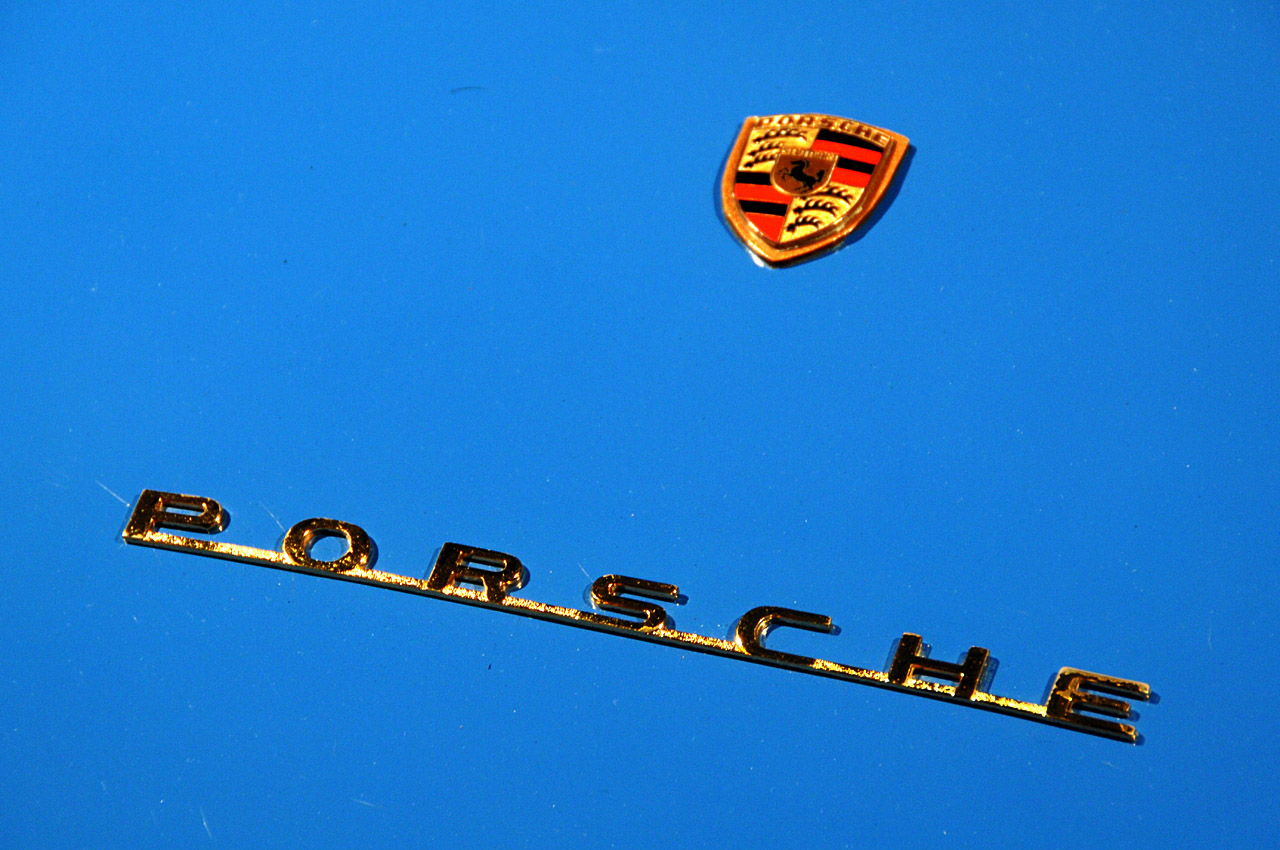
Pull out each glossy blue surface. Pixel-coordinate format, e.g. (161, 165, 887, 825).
(2, 3, 1277, 846)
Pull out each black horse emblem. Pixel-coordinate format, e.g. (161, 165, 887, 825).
(771, 151, 836, 195)
(786, 159, 825, 191)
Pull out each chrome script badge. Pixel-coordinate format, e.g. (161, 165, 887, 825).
(721, 113, 909, 265)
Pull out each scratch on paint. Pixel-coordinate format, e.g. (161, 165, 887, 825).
(259, 502, 286, 532)
(95, 480, 129, 506)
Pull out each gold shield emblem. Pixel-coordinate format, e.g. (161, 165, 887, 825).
(721, 113, 909, 265)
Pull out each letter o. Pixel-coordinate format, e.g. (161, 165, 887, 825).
(282, 518, 373, 573)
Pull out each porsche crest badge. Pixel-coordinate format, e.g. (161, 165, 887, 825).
(721, 113, 909, 265)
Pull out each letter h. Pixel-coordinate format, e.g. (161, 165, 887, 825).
(888, 633, 989, 700)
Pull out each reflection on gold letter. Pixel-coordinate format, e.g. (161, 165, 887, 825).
(282, 517, 374, 573)
(120, 488, 1156, 743)
(734, 606, 833, 666)
(124, 489, 227, 540)
(426, 543, 525, 602)
(888, 633, 989, 699)
(1046, 668, 1150, 743)
(590, 575, 679, 631)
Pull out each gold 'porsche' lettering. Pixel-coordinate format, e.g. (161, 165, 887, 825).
(734, 606, 834, 666)
(888, 633, 990, 700)
(1046, 668, 1151, 741)
(427, 543, 526, 602)
(590, 575, 680, 631)
(122, 489, 1153, 743)
(283, 518, 373, 573)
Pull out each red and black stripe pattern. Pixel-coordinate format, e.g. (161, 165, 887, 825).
(733, 127, 885, 243)
(733, 170, 791, 242)
(810, 128, 883, 188)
